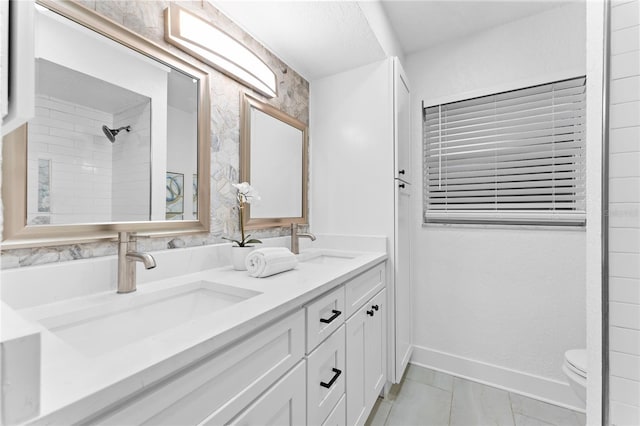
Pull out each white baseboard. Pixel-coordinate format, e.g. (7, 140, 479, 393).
(411, 345, 586, 413)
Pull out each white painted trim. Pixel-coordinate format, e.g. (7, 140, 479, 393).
(411, 345, 586, 413)
(2, 0, 35, 135)
(585, 1, 605, 424)
(423, 68, 586, 108)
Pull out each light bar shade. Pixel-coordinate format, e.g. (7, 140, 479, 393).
(164, 4, 277, 98)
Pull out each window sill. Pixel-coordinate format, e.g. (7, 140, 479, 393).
(421, 222, 587, 232)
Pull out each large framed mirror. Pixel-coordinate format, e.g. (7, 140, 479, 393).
(1, 0, 211, 248)
(240, 93, 308, 229)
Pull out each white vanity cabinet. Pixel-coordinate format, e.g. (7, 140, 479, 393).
(37, 260, 387, 426)
(87, 310, 306, 425)
(304, 262, 386, 426)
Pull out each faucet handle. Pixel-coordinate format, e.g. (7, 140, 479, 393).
(129, 233, 152, 242)
(117, 232, 152, 242)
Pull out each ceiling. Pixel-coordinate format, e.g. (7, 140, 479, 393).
(36, 58, 149, 115)
(381, 1, 573, 55)
(212, 0, 574, 82)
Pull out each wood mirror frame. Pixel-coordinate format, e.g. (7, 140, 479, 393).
(240, 92, 308, 230)
(1, 0, 211, 249)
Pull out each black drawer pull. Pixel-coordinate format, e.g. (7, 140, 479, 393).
(320, 368, 342, 389)
(367, 309, 374, 316)
(399, 169, 405, 175)
(372, 304, 379, 311)
(320, 309, 342, 324)
(399, 183, 405, 188)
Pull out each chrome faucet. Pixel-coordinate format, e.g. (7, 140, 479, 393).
(290, 223, 316, 254)
(117, 232, 156, 293)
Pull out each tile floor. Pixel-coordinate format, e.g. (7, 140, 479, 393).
(365, 364, 586, 426)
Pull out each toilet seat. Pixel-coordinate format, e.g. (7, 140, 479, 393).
(563, 348, 587, 404)
(564, 349, 587, 378)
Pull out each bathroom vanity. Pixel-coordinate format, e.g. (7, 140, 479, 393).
(1, 2, 389, 424)
(0, 241, 387, 425)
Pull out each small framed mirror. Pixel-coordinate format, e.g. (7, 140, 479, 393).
(1, 0, 211, 248)
(240, 93, 308, 229)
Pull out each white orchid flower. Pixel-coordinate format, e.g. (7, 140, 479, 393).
(227, 182, 263, 247)
(233, 182, 261, 204)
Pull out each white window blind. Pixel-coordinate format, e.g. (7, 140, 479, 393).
(423, 76, 586, 225)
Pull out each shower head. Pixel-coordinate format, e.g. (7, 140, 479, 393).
(102, 125, 131, 143)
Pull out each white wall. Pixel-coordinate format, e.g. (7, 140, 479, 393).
(310, 59, 394, 236)
(608, 1, 640, 424)
(406, 3, 588, 409)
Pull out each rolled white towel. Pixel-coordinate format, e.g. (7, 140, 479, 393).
(245, 247, 298, 278)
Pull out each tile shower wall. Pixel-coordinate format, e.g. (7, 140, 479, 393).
(1, 0, 309, 268)
(608, 1, 640, 424)
(111, 102, 151, 222)
(27, 95, 114, 225)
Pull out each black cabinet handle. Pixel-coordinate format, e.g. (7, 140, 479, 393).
(320, 368, 342, 388)
(399, 183, 405, 188)
(399, 170, 405, 175)
(319, 309, 342, 324)
(367, 309, 374, 316)
(372, 304, 379, 311)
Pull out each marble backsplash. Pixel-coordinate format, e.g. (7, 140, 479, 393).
(1, 0, 309, 269)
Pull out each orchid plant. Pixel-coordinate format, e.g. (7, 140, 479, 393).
(224, 182, 262, 247)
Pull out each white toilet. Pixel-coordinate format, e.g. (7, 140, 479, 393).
(563, 348, 587, 402)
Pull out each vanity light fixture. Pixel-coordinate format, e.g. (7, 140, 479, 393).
(164, 4, 277, 98)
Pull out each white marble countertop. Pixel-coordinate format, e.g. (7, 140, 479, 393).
(15, 248, 386, 424)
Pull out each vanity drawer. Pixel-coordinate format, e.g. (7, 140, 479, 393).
(322, 394, 346, 426)
(345, 263, 385, 318)
(93, 310, 305, 426)
(307, 325, 346, 426)
(306, 285, 345, 353)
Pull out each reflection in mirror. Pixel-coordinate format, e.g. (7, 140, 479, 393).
(27, 5, 198, 225)
(1, 0, 210, 248)
(30, 58, 152, 224)
(241, 93, 308, 229)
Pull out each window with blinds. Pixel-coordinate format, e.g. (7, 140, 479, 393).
(422, 76, 586, 226)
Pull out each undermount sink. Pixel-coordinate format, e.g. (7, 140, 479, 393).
(297, 251, 357, 265)
(37, 281, 261, 357)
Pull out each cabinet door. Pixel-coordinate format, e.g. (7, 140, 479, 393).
(365, 289, 386, 405)
(225, 361, 306, 426)
(394, 57, 411, 181)
(394, 182, 413, 382)
(346, 289, 386, 426)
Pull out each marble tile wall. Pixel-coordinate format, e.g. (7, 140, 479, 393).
(1, 0, 309, 269)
